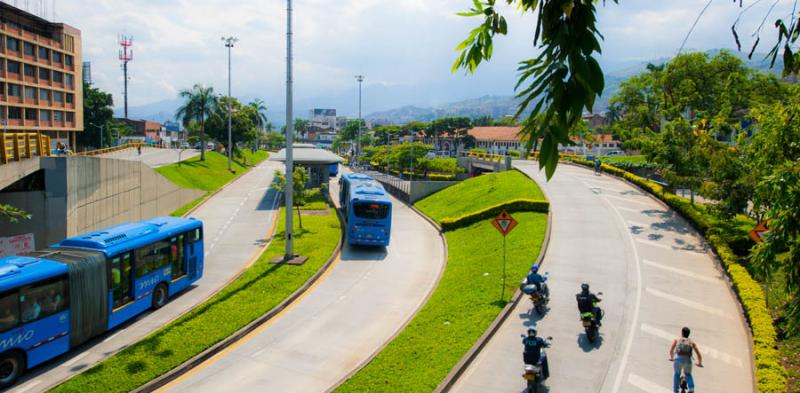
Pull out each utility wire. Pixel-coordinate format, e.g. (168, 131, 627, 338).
(678, 0, 715, 55)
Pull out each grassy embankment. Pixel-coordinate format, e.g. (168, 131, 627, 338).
(52, 205, 341, 393)
(156, 150, 269, 216)
(337, 170, 548, 392)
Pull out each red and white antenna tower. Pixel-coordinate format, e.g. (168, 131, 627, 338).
(119, 35, 133, 119)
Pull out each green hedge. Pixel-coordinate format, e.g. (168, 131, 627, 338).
(440, 199, 549, 231)
(427, 173, 456, 181)
(566, 157, 787, 392)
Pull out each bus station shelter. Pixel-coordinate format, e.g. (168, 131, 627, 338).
(270, 144, 344, 188)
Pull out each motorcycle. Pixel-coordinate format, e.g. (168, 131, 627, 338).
(520, 273, 549, 315)
(521, 335, 552, 393)
(580, 292, 603, 343)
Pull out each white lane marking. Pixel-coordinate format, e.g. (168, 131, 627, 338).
(14, 379, 42, 393)
(605, 194, 653, 206)
(642, 259, 719, 284)
(581, 181, 628, 193)
(627, 373, 672, 393)
(617, 205, 646, 214)
(602, 200, 643, 393)
(640, 323, 744, 368)
(102, 329, 125, 343)
(646, 288, 732, 319)
(61, 352, 89, 367)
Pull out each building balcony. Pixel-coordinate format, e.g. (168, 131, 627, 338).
(23, 75, 35, 83)
(23, 54, 35, 62)
(39, 120, 52, 128)
(6, 72, 22, 81)
(65, 102, 75, 110)
(7, 119, 22, 127)
(52, 82, 64, 89)
(6, 96, 22, 104)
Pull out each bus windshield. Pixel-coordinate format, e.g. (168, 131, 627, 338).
(353, 202, 389, 220)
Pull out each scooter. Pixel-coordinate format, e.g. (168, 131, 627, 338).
(521, 336, 552, 393)
(580, 292, 603, 343)
(520, 273, 549, 315)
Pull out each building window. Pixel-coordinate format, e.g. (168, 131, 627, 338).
(23, 42, 34, 56)
(39, 68, 50, 80)
(23, 64, 35, 77)
(52, 51, 62, 63)
(24, 86, 35, 99)
(64, 74, 73, 86)
(39, 89, 49, 101)
(53, 91, 63, 102)
(7, 84, 21, 97)
(65, 93, 73, 103)
(64, 55, 73, 66)
(6, 37, 19, 51)
(38, 47, 50, 60)
(8, 107, 22, 119)
(53, 71, 63, 83)
(25, 108, 36, 120)
(53, 111, 63, 122)
(6, 60, 20, 74)
(39, 110, 50, 121)
(66, 112, 74, 122)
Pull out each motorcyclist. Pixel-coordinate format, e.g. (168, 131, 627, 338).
(576, 282, 602, 325)
(593, 157, 602, 174)
(522, 328, 550, 379)
(522, 265, 548, 297)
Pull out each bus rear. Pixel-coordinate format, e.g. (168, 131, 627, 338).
(347, 183, 392, 246)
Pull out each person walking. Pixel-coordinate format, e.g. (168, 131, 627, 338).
(669, 326, 703, 392)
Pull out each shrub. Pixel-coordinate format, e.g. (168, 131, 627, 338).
(507, 150, 520, 158)
(469, 148, 487, 154)
(427, 174, 456, 181)
(440, 199, 549, 231)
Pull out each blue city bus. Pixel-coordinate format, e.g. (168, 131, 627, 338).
(329, 163, 339, 177)
(0, 217, 203, 387)
(338, 173, 392, 246)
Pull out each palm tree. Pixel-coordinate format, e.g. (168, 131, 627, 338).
(175, 84, 216, 161)
(294, 118, 309, 141)
(247, 99, 268, 130)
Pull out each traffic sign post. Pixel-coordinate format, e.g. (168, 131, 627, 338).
(492, 210, 518, 301)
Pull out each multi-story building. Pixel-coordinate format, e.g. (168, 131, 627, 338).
(0, 3, 82, 149)
(309, 108, 337, 131)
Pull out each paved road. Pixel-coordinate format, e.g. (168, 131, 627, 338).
(99, 147, 200, 167)
(9, 160, 280, 393)
(162, 174, 446, 393)
(451, 162, 753, 393)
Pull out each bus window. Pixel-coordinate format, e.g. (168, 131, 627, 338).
(0, 292, 19, 332)
(135, 240, 171, 277)
(171, 234, 185, 279)
(110, 253, 133, 308)
(353, 202, 389, 220)
(190, 227, 202, 243)
(20, 277, 68, 323)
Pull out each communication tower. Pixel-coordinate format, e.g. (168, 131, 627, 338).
(119, 35, 133, 119)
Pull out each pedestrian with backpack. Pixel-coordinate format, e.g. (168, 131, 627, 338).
(669, 326, 703, 393)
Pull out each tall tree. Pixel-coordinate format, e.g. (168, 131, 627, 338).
(79, 83, 114, 149)
(247, 99, 268, 130)
(205, 96, 259, 153)
(175, 84, 216, 161)
(294, 118, 309, 140)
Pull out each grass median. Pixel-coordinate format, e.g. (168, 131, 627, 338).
(156, 150, 270, 216)
(337, 172, 548, 392)
(52, 206, 341, 393)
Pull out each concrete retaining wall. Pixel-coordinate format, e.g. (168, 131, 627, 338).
(0, 156, 204, 248)
(409, 181, 458, 202)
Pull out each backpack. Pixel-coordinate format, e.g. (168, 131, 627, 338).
(676, 338, 693, 357)
(576, 293, 594, 313)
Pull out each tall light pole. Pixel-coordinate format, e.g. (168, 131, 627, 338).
(284, 0, 295, 260)
(90, 122, 105, 149)
(355, 74, 364, 165)
(222, 36, 238, 172)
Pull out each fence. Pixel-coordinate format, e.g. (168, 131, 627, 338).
(0, 132, 51, 164)
(75, 142, 162, 157)
(350, 166, 458, 204)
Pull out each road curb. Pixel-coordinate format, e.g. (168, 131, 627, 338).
(133, 201, 346, 393)
(326, 199, 450, 392)
(434, 166, 553, 393)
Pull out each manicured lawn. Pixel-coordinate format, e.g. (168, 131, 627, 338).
(52, 207, 341, 393)
(415, 170, 545, 223)
(336, 212, 547, 392)
(299, 188, 329, 210)
(598, 155, 647, 165)
(157, 150, 269, 216)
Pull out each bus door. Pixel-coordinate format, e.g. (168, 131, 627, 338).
(186, 227, 203, 279)
(108, 252, 134, 328)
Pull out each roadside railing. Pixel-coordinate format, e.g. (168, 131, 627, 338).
(0, 132, 51, 164)
(459, 151, 508, 162)
(75, 142, 165, 156)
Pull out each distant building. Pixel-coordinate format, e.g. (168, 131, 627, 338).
(118, 118, 164, 145)
(309, 108, 337, 131)
(82, 61, 91, 85)
(469, 126, 525, 155)
(562, 134, 622, 155)
(582, 112, 608, 129)
(0, 2, 83, 149)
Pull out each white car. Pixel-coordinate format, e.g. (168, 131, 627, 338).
(606, 150, 625, 156)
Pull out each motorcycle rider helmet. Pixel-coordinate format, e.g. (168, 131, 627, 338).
(581, 282, 590, 292)
(527, 328, 537, 337)
(531, 265, 540, 273)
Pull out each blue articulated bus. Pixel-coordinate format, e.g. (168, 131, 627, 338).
(0, 217, 203, 387)
(338, 173, 392, 246)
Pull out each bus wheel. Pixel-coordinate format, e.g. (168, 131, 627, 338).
(0, 351, 24, 388)
(152, 283, 169, 310)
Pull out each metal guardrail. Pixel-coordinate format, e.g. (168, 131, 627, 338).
(459, 151, 508, 162)
(75, 142, 163, 157)
(0, 132, 51, 164)
(351, 165, 412, 201)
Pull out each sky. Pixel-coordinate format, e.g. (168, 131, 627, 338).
(25, 0, 798, 117)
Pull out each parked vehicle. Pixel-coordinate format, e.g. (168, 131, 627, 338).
(0, 217, 204, 388)
(338, 173, 392, 246)
(606, 150, 625, 156)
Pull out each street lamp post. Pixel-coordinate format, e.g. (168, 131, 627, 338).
(90, 122, 106, 149)
(355, 74, 364, 165)
(284, 0, 295, 260)
(222, 36, 238, 173)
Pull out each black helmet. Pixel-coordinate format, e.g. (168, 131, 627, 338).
(581, 282, 590, 292)
(527, 328, 537, 336)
